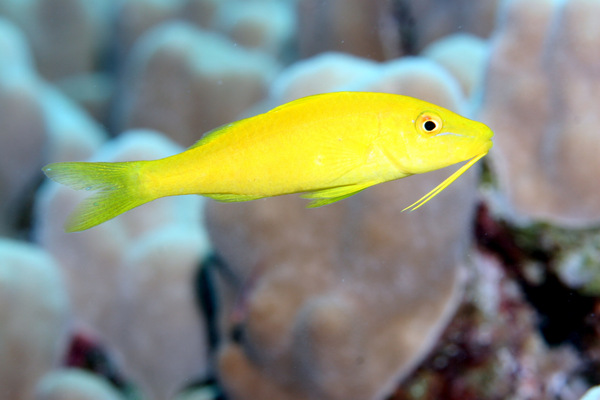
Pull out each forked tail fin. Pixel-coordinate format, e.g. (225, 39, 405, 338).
(42, 161, 152, 232)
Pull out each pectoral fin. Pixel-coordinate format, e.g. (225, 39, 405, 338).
(301, 181, 376, 208)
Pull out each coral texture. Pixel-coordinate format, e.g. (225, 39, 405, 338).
(206, 55, 480, 400)
(35, 369, 125, 400)
(0, 239, 70, 400)
(117, 21, 280, 146)
(35, 131, 210, 400)
(478, 0, 600, 226)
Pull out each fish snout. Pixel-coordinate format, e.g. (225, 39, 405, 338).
(479, 125, 494, 153)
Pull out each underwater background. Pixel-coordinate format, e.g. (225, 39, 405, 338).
(1, 0, 600, 399)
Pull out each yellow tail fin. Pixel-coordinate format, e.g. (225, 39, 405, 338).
(42, 161, 152, 232)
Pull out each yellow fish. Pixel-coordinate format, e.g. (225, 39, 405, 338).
(43, 92, 493, 232)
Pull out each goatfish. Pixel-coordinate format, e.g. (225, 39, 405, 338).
(43, 91, 493, 232)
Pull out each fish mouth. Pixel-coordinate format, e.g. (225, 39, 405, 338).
(433, 131, 473, 139)
(483, 138, 494, 152)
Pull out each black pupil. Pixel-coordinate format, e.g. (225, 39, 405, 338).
(424, 120, 437, 131)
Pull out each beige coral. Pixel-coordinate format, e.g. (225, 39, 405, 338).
(0, 239, 70, 400)
(297, 0, 400, 61)
(422, 33, 488, 98)
(0, 19, 47, 235)
(477, 0, 600, 226)
(116, 21, 280, 146)
(0, 0, 100, 81)
(206, 54, 482, 400)
(35, 130, 210, 400)
(35, 369, 125, 400)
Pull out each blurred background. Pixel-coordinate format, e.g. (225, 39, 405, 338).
(2, 0, 600, 399)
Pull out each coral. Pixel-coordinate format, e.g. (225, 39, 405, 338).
(0, 16, 34, 72)
(35, 130, 210, 400)
(391, 252, 587, 400)
(116, 21, 280, 146)
(297, 0, 400, 60)
(477, 0, 600, 226)
(174, 386, 222, 400)
(270, 52, 465, 114)
(0, 0, 102, 81)
(296, 0, 500, 60)
(402, 0, 501, 52)
(0, 18, 106, 235)
(269, 52, 378, 101)
(182, 0, 220, 28)
(581, 387, 600, 400)
(0, 19, 47, 235)
(4, 0, 600, 398)
(116, 0, 295, 65)
(39, 84, 107, 163)
(209, 0, 295, 55)
(206, 55, 481, 400)
(35, 369, 125, 400)
(422, 33, 488, 98)
(0, 238, 70, 400)
(115, 0, 187, 60)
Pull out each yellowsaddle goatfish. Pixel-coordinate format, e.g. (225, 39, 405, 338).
(43, 92, 493, 232)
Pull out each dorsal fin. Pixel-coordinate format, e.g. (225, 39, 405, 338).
(188, 122, 237, 149)
(266, 92, 343, 114)
(188, 93, 341, 150)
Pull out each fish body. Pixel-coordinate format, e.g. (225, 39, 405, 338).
(43, 92, 493, 232)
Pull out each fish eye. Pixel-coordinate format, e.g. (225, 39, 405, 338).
(415, 111, 443, 136)
(423, 120, 437, 132)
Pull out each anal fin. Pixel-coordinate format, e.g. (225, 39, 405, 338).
(204, 193, 266, 203)
(301, 181, 376, 208)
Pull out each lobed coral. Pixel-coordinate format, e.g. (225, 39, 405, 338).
(116, 21, 280, 146)
(35, 130, 210, 400)
(206, 54, 480, 400)
(35, 369, 126, 400)
(1, 0, 599, 398)
(0, 238, 70, 400)
(477, 0, 600, 226)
